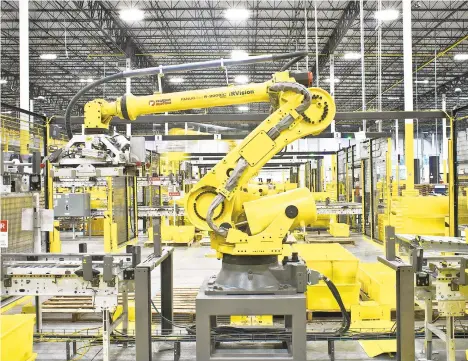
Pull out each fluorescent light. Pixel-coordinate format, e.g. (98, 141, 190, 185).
(324, 78, 340, 83)
(234, 75, 249, 84)
(374, 9, 399, 21)
(40, 53, 57, 60)
(79, 78, 94, 83)
(119, 8, 145, 22)
(387, 96, 400, 100)
(238, 106, 249, 111)
(169, 77, 184, 84)
(224, 8, 250, 21)
(0, 79, 7, 85)
(1, 111, 12, 114)
(454, 54, 468, 61)
(343, 52, 361, 60)
(231, 50, 249, 60)
(34, 96, 46, 101)
(415, 79, 429, 84)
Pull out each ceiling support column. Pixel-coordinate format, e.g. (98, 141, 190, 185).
(126, 58, 132, 137)
(402, 0, 417, 194)
(19, 0, 29, 158)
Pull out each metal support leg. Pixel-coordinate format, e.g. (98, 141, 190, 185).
(66, 341, 71, 361)
(135, 266, 152, 361)
(153, 217, 162, 257)
(102, 309, 111, 361)
(424, 296, 433, 360)
(161, 251, 173, 335)
(327, 340, 335, 361)
(446, 316, 456, 361)
(72, 341, 77, 356)
(396, 266, 415, 361)
(35, 295, 42, 332)
(122, 281, 129, 348)
(174, 341, 181, 361)
(379, 248, 415, 361)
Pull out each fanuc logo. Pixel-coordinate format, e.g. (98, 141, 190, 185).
(149, 99, 171, 106)
(229, 89, 254, 96)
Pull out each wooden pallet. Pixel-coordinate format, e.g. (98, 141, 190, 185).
(41, 288, 200, 323)
(305, 235, 355, 245)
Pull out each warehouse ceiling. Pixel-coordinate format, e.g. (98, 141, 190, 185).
(1, 0, 467, 134)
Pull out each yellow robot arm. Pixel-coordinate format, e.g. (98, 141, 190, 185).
(82, 69, 335, 258)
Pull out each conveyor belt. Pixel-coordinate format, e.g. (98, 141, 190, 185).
(88, 202, 362, 218)
(315, 202, 362, 215)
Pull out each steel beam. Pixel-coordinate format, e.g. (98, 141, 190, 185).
(56, 110, 448, 125)
(311, 1, 362, 75)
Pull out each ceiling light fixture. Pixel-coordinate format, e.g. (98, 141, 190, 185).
(324, 78, 340, 83)
(231, 50, 249, 60)
(387, 96, 400, 100)
(0, 111, 12, 114)
(415, 79, 429, 84)
(119, 8, 145, 22)
(79, 78, 94, 83)
(224, 8, 250, 21)
(234, 75, 249, 84)
(238, 106, 249, 111)
(454, 54, 468, 61)
(343, 52, 361, 60)
(0, 79, 7, 85)
(169, 77, 184, 84)
(40, 53, 57, 60)
(374, 9, 399, 21)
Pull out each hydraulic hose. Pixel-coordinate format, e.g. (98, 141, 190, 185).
(64, 51, 309, 140)
(280, 53, 308, 71)
(310, 275, 351, 336)
(205, 83, 312, 237)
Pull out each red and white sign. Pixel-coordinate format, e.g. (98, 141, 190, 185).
(0, 220, 8, 248)
(168, 192, 181, 197)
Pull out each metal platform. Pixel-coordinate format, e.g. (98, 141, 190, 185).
(316, 202, 362, 215)
(196, 279, 307, 361)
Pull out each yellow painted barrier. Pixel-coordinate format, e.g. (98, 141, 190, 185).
(306, 283, 360, 311)
(390, 195, 448, 235)
(292, 243, 359, 283)
(358, 263, 396, 309)
(0, 314, 37, 361)
(284, 244, 361, 311)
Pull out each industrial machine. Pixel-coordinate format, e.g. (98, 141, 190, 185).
(396, 233, 468, 361)
(0, 150, 42, 193)
(52, 53, 352, 361)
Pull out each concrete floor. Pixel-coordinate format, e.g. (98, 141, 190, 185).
(10, 232, 468, 360)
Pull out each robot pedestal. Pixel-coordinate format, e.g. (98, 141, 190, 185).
(196, 279, 307, 361)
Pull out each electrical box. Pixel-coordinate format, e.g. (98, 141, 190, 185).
(54, 193, 91, 217)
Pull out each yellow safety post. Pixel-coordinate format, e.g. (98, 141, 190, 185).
(361, 159, 365, 235)
(104, 177, 117, 252)
(19, 115, 29, 158)
(132, 174, 139, 241)
(386, 138, 392, 224)
(46, 120, 61, 252)
(49, 220, 62, 253)
(403, 120, 418, 196)
(331, 154, 337, 183)
(448, 137, 455, 237)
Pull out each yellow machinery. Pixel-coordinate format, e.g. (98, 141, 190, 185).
(282, 243, 360, 311)
(0, 314, 37, 361)
(72, 67, 336, 295)
(55, 54, 357, 360)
